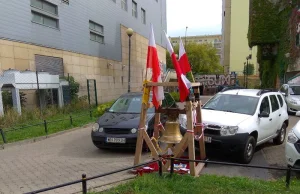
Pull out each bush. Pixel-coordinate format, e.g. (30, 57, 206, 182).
(170, 92, 180, 102)
(93, 101, 115, 117)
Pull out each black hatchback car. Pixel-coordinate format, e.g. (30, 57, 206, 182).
(91, 92, 184, 149)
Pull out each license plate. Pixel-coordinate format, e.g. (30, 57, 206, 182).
(204, 136, 212, 143)
(106, 137, 126, 144)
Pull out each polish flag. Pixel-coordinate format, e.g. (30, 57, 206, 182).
(164, 31, 191, 102)
(146, 24, 164, 109)
(179, 37, 191, 75)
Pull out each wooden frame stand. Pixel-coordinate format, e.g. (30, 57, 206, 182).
(134, 82, 206, 176)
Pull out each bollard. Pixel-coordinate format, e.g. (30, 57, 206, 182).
(70, 115, 73, 126)
(0, 129, 7, 144)
(170, 156, 174, 175)
(82, 174, 87, 194)
(44, 120, 48, 135)
(286, 167, 292, 189)
(158, 155, 162, 177)
(89, 110, 92, 119)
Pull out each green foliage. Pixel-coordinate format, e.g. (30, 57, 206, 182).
(169, 92, 180, 102)
(64, 76, 80, 101)
(166, 42, 223, 74)
(2, 91, 27, 110)
(101, 173, 300, 194)
(243, 63, 255, 75)
(93, 101, 115, 117)
(249, 0, 293, 88)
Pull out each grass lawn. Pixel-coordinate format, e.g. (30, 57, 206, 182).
(96, 173, 300, 194)
(0, 101, 114, 144)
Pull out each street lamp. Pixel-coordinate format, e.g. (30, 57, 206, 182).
(243, 62, 246, 87)
(245, 54, 252, 88)
(126, 28, 134, 93)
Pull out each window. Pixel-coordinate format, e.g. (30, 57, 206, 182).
(31, 0, 57, 15)
(141, 8, 146, 24)
(277, 95, 284, 107)
(89, 21, 104, 43)
(61, 0, 69, 4)
(259, 96, 270, 114)
(32, 12, 58, 28)
(132, 1, 137, 18)
(31, 0, 58, 29)
(269, 95, 280, 112)
(121, 0, 127, 11)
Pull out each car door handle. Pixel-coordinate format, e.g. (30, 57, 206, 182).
(269, 118, 272, 121)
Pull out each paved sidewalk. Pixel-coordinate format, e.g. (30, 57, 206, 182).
(0, 125, 142, 194)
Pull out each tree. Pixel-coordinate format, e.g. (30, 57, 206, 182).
(243, 63, 255, 75)
(166, 42, 223, 75)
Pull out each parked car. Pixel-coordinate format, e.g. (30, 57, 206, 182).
(286, 120, 300, 168)
(91, 92, 184, 149)
(181, 89, 289, 164)
(279, 84, 300, 114)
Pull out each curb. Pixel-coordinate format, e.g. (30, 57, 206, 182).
(0, 123, 94, 150)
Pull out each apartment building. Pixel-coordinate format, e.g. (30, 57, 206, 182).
(0, 0, 167, 105)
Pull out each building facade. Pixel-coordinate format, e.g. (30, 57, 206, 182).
(170, 35, 222, 61)
(221, 0, 258, 75)
(0, 0, 167, 106)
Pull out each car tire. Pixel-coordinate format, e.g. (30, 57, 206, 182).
(273, 123, 287, 145)
(240, 136, 256, 164)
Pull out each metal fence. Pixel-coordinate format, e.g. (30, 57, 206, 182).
(22, 155, 300, 194)
(0, 110, 93, 144)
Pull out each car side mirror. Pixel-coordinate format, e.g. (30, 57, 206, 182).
(281, 92, 287, 97)
(258, 111, 269, 118)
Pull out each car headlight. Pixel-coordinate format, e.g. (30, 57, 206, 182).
(92, 123, 99, 132)
(220, 126, 239, 136)
(289, 99, 298, 105)
(131, 128, 137, 134)
(287, 131, 298, 144)
(99, 127, 104, 133)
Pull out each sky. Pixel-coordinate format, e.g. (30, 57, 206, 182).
(167, 0, 222, 37)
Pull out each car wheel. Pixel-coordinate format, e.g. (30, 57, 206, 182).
(240, 136, 256, 164)
(273, 123, 287, 145)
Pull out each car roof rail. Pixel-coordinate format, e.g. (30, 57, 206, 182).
(220, 86, 245, 92)
(256, 88, 277, 96)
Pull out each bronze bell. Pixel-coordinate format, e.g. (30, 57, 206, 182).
(159, 113, 183, 144)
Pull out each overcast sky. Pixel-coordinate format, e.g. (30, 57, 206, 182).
(167, 0, 222, 37)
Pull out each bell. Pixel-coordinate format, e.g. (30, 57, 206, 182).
(159, 114, 183, 144)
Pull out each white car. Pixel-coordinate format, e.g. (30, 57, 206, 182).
(185, 89, 289, 164)
(286, 121, 300, 168)
(279, 84, 300, 114)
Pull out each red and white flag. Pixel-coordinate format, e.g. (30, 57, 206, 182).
(164, 31, 191, 102)
(146, 24, 164, 109)
(179, 37, 191, 75)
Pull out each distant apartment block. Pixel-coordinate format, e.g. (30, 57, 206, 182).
(170, 35, 222, 62)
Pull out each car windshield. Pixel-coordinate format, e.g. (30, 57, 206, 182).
(108, 95, 155, 113)
(203, 94, 259, 115)
(289, 86, 300, 95)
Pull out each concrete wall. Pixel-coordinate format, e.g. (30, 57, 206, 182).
(0, 25, 166, 104)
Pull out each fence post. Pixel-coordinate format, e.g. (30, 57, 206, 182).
(158, 155, 162, 177)
(70, 115, 73, 126)
(0, 129, 7, 144)
(44, 120, 48, 135)
(286, 167, 292, 189)
(170, 155, 174, 175)
(82, 174, 87, 194)
(89, 110, 92, 119)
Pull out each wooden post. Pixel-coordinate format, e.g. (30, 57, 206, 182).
(186, 100, 196, 176)
(153, 113, 161, 139)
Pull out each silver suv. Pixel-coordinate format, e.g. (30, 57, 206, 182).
(279, 84, 300, 114)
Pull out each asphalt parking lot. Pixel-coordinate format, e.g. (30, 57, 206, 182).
(0, 96, 298, 193)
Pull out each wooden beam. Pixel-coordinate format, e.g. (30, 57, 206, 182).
(195, 163, 205, 177)
(186, 101, 196, 176)
(145, 82, 201, 87)
(155, 107, 186, 114)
